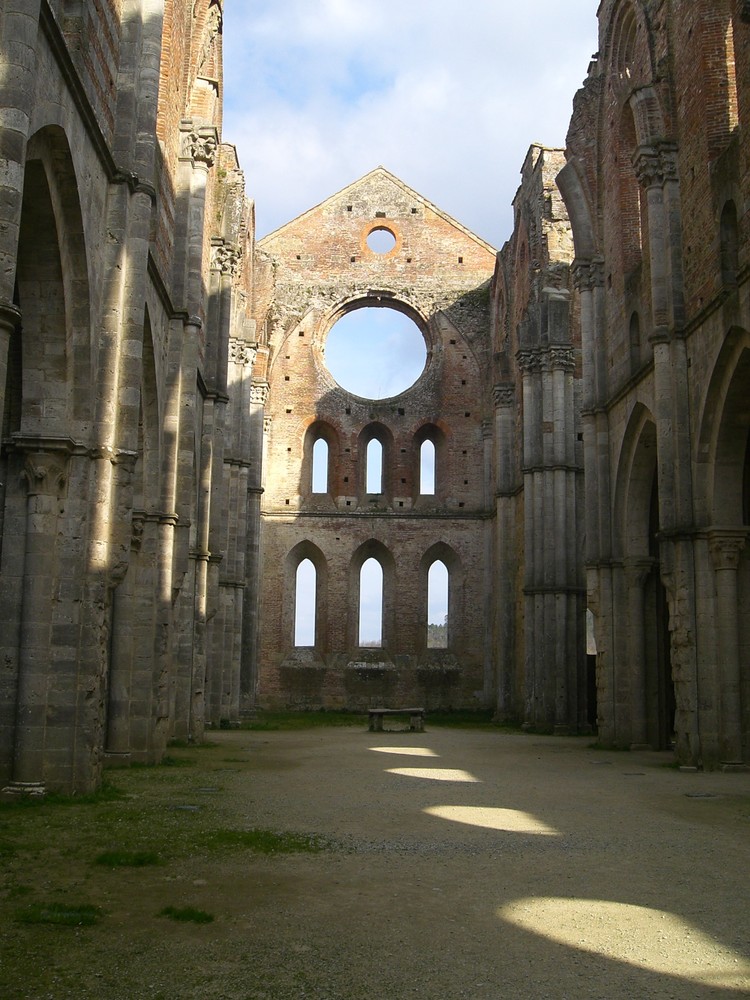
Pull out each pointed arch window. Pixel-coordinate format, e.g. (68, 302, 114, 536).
(419, 439, 436, 495)
(427, 559, 449, 648)
(312, 437, 328, 493)
(359, 557, 383, 647)
(294, 558, 316, 646)
(366, 438, 383, 494)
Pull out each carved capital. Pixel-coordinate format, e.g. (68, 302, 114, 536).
(633, 143, 679, 189)
(228, 338, 257, 367)
(493, 383, 515, 408)
(709, 529, 748, 572)
(250, 382, 269, 406)
(517, 346, 575, 374)
(212, 242, 242, 276)
(263, 416, 272, 434)
(624, 556, 656, 589)
(183, 126, 218, 167)
(571, 258, 604, 292)
(21, 451, 68, 499)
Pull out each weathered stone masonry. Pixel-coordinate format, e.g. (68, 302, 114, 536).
(1, 0, 748, 793)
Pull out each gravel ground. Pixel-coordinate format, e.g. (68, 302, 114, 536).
(2, 726, 750, 999)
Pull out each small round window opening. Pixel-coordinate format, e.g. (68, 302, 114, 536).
(367, 227, 397, 254)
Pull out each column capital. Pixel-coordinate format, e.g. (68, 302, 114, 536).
(211, 240, 242, 277)
(571, 257, 604, 292)
(180, 121, 218, 167)
(632, 142, 679, 189)
(623, 556, 657, 587)
(708, 528, 748, 571)
(493, 383, 515, 408)
(250, 381, 270, 406)
(229, 338, 257, 367)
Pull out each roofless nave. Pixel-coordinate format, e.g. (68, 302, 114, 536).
(0, 0, 748, 794)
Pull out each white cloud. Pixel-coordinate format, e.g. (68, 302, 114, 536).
(222, 1, 599, 246)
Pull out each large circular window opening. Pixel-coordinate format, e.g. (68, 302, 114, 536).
(324, 305, 427, 399)
(367, 227, 397, 254)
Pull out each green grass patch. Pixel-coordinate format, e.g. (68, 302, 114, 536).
(167, 740, 218, 750)
(94, 849, 161, 868)
(204, 827, 326, 854)
(0, 781, 124, 810)
(15, 901, 103, 927)
(159, 905, 214, 924)
(241, 710, 364, 731)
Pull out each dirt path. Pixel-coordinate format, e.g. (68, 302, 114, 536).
(2, 726, 750, 999)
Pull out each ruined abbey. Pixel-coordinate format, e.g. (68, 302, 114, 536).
(0, 0, 748, 793)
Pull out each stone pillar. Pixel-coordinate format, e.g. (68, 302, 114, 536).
(709, 529, 747, 764)
(0, 1, 41, 308)
(493, 383, 517, 720)
(624, 557, 657, 748)
(105, 515, 144, 757)
(3, 442, 71, 794)
(240, 383, 269, 712)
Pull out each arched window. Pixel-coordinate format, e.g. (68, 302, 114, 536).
(427, 560, 449, 648)
(366, 438, 383, 494)
(294, 558, 316, 646)
(419, 439, 435, 495)
(359, 557, 383, 647)
(312, 437, 328, 493)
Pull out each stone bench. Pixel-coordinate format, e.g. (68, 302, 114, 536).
(368, 707, 425, 733)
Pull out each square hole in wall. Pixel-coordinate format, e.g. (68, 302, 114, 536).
(464, 480, 468, 485)
(458, 502, 465, 508)
(450, 339, 456, 345)
(398, 407, 404, 415)
(285, 499, 290, 505)
(299, 331, 305, 337)
(462, 450, 467, 455)
(296, 254, 301, 260)
(406, 257, 412, 263)
(286, 408, 292, 413)
(346, 500, 351, 506)
(458, 256, 464, 264)
(350, 256, 356, 262)
(347, 205, 352, 212)
(284, 375, 290, 381)
(345, 408, 351, 415)
(464, 412, 471, 417)
(344, 476, 349, 482)
(411, 207, 417, 214)
(401, 478, 406, 484)
(398, 501, 404, 507)
(461, 380, 466, 385)
(376, 211, 386, 218)
(345, 447, 350, 453)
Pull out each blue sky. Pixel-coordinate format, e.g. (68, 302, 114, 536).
(221, 1, 599, 248)
(222, 3, 600, 643)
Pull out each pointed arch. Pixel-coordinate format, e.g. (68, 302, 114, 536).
(613, 402, 659, 559)
(284, 541, 329, 650)
(694, 328, 750, 526)
(414, 423, 447, 499)
(358, 423, 394, 498)
(303, 420, 339, 496)
(349, 539, 395, 649)
(418, 542, 463, 652)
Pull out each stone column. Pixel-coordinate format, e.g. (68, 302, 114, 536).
(709, 529, 747, 764)
(624, 557, 656, 749)
(0, 1, 41, 308)
(493, 383, 517, 720)
(3, 442, 71, 794)
(240, 383, 269, 712)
